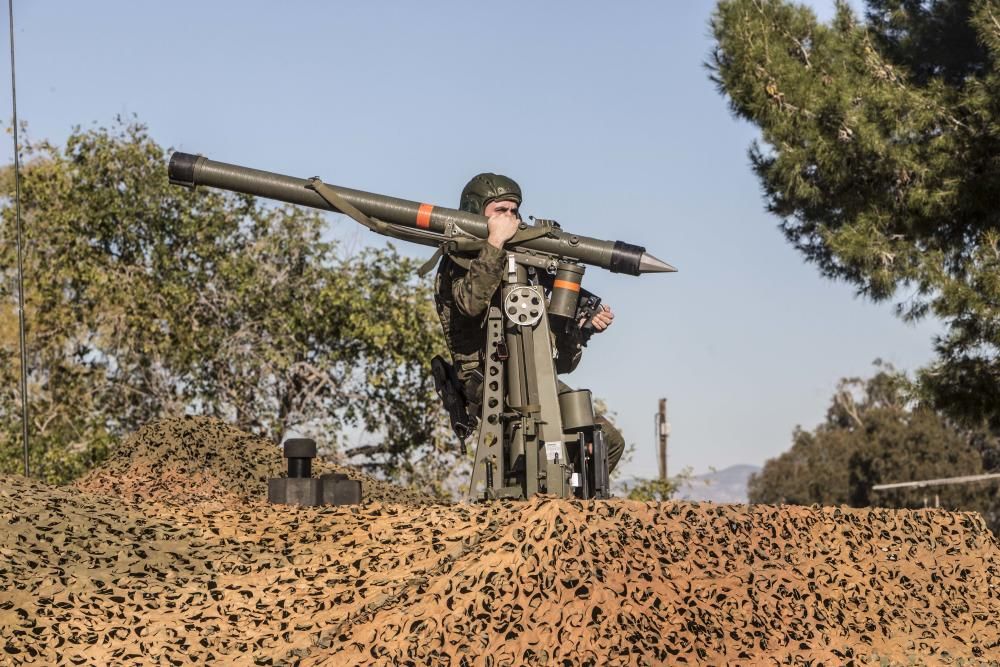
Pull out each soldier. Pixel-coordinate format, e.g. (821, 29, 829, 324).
(434, 173, 626, 473)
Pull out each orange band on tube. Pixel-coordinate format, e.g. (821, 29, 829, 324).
(553, 279, 581, 292)
(416, 203, 433, 229)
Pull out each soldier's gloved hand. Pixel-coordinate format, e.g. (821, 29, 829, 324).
(587, 304, 614, 332)
(486, 210, 521, 249)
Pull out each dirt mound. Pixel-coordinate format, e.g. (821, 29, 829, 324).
(74, 415, 435, 506)
(2, 469, 999, 665)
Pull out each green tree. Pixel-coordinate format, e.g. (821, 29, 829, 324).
(623, 468, 694, 502)
(0, 119, 453, 487)
(710, 0, 1000, 428)
(749, 365, 1000, 532)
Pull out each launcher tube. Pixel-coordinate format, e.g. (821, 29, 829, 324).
(168, 152, 674, 276)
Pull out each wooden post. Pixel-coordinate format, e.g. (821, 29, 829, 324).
(657, 398, 668, 480)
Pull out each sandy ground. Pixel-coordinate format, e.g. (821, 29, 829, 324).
(1, 416, 999, 665)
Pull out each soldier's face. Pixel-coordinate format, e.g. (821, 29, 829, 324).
(484, 199, 520, 219)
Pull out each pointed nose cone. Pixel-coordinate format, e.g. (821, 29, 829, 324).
(638, 252, 677, 274)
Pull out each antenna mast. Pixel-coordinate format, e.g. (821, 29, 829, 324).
(8, 0, 30, 476)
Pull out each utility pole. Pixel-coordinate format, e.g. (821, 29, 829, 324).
(656, 398, 669, 480)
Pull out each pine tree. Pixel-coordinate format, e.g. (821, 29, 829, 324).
(711, 0, 1000, 428)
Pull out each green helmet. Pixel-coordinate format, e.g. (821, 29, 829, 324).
(459, 173, 522, 215)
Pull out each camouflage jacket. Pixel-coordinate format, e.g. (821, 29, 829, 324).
(434, 245, 585, 397)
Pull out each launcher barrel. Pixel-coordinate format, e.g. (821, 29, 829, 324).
(168, 152, 675, 275)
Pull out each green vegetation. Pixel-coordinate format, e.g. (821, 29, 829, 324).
(711, 0, 1000, 429)
(713, 0, 1000, 525)
(749, 365, 1000, 533)
(0, 120, 453, 489)
(623, 471, 693, 502)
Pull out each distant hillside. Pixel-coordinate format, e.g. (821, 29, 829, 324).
(675, 464, 761, 504)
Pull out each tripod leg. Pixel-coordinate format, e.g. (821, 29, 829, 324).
(467, 306, 506, 501)
(592, 427, 610, 499)
(577, 432, 589, 499)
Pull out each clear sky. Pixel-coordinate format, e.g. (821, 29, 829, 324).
(1, 0, 939, 479)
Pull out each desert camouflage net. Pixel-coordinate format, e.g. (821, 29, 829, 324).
(1, 418, 999, 665)
(74, 416, 437, 506)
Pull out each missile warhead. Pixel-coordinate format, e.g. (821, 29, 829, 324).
(639, 253, 677, 274)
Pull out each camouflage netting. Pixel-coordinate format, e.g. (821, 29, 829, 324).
(2, 418, 1000, 665)
(74, 416, 437, 506)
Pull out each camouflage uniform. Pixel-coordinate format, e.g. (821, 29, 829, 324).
(433, 174, 625, 473)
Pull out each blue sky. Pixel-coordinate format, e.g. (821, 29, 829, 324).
(2, 0, 938, 479)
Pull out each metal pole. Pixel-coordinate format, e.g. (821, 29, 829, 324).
(7, 0, 29, 477)
(872, 472, 1000, 491)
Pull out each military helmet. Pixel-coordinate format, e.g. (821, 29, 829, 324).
(459, 173, 522, 215)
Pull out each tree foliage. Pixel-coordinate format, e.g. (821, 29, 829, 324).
(710, 0, 1000, 428)
(749, 365, 1000, 532)
(0, 120, 453, 487)
(623, 468, 694, 502)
